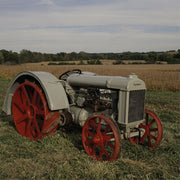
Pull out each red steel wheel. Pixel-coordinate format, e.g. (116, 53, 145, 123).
(12, 81, 60, 140)
(129, 110, 163, 149)
(82, 115, 121, 161)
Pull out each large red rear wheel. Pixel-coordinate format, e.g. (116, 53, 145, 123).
(82, 115, 121, 161)
(12, 81, 60, 140)
(129, 110, 163, 149)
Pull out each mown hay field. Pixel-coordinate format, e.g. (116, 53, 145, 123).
(0, 78, 180, 179)
(0, 62, 180, 179)
(0, 62, 180, 91)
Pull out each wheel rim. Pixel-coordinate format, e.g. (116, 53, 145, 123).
(82, 115, 121, 161)
(12, 82, 60, 140)
(129, 110, 163, 149)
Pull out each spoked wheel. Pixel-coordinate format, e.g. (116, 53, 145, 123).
(12, 81, 60, 140)
(82, 115, 121, 161)
(129, 110, 163, 149)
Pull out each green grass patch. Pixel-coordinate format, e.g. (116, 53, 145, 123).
(0, 79, 180, 179)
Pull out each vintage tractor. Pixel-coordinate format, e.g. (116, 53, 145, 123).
(2, 69, 163, 161)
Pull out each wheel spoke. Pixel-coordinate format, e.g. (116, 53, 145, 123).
(36, 109, 45, 116)
(87, 130, 95, 138)
(90, 120, 97, 130)
(19, 88, 27, 107)
(25, 119, 32, 137)
(149, 133, 157, 141)
(85, 139, 94, 145)
(21, 85, 30, 105)
(16, 114, 28, 124)
(97, 118, 101, 133)
(133, 137, 139, 144)
(148, 119, 155, 127)
(102, 146, 110, 158)
(33, 118, 40, 134)
(148, 136, 152, 147)
(149, 128, 158, 132)
(15, 89, 26, 110)
(92, 144, 97, 155)
(141, 134, 145, 145)
(139, 123, 146, 129)
(146, 113, 149, 125)
(104, 125, 110, 134)
(31, 120, 37, 137)
(99, 148, 103, 160)
(104, 134, 114, 141)
(18, 88, 24, 105)
(36, 95, 41, 107)
(106, 141, 115, 149)
(13, 102, 25, 114)
(32, 90, 37, 105)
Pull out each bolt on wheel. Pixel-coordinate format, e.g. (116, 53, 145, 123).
(129, 110, 163, 149)
(82, 115, 121, 161)
(12, 81, 60, 140)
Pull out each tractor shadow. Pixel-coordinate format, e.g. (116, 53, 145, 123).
(0, 112, 15, 127)
(0, 112, 84, 151)
(58, 123, 84, 151)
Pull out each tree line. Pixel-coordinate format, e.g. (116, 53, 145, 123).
(0, 49, 180, 65)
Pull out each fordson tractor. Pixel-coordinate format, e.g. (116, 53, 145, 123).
(3, 69, 163, 161)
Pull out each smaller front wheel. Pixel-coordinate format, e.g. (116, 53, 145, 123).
(129, 110, 163, 149)
(82, 115, 121, 161)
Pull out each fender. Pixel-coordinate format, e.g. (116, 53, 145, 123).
(3, 71, 69, 115)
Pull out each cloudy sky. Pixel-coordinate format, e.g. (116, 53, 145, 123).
(0, 0, 180, 53)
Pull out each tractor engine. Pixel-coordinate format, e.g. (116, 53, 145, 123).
(66, 86, 116, 126)
(61, 70, 146, 133)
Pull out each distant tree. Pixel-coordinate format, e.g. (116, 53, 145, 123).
(20, 49, 33, 63)
(146, 52, 158, 63)
(44, 53, 53, 61)
(0, 49, 9, 63)
(78, 51, 89, 60)
(6, 51, 19, 64)
(0, 52, 4, 64)
(0, 50, 19, 64)
(158, 53, 174, 63)
(69, 52, 78, 61)
(174, 52, 180, 59)
(87, 59, 102, 65)
(78, 60, 85, 65)
(113, 60, 125, 65)
(56, 52, 66, 61)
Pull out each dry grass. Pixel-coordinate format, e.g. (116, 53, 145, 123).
(0, 73, 180, 179)
(0, 63, 179, 91)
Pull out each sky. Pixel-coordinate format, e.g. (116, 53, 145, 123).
(0, 0, 180, 53)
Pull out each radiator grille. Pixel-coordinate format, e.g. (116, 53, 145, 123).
(128, 90, 145, 123)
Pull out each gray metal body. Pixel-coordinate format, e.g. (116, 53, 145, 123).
(67, 72, 146, 129)
(67, 73, 145, 91)
(3, 71, 69, 115)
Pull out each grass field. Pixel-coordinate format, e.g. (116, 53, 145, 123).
(0, 69, 180, 179)
(0, 63, 180, 91)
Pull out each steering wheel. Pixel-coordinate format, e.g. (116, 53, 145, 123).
(59, 69, 82, 80)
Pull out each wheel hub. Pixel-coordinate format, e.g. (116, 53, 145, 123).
(27, 105, 36, 119)
(93, 134, 103, 145)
